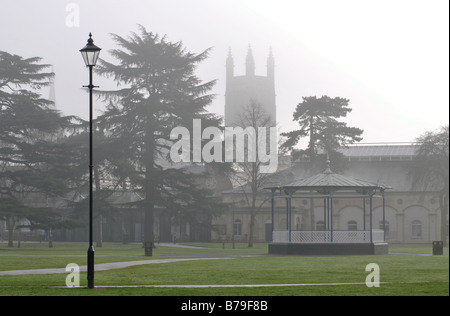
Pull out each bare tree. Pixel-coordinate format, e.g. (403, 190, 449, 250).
(410, 126, 449, 246)
(230, 100, 277, 247)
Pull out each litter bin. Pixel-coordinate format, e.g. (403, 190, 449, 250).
(144, 242, 154, 256)
(432, 241, 443, 255)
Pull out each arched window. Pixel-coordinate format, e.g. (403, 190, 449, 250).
(347, 220, 357, 231)
(233, 219, 242, 236)
(412, 220, 422, 238)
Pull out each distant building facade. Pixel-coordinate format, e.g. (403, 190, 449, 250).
(1, 144, 447, 245)
(212, 145, 449, 244)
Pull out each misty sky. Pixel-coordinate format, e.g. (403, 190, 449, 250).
(1, 0, 448, 147)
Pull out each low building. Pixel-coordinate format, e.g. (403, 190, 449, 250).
(2, 144, 447, 246)
(212, 144, 449, 244)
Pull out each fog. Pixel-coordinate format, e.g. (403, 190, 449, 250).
(1, 0, 448, 144)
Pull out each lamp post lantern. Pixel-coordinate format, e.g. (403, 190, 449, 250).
(80, 33, 101, 289)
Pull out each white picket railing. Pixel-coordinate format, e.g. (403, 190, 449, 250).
(272, 230, 385, 243)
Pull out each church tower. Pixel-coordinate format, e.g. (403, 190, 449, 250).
(225, 47, 276, 127)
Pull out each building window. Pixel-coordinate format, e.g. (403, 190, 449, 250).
(316, 221, 325, 231)
(233, 219, 242, 236)
(411, 220, 422, 238)
(347, 220, 357, 231)
(215, 224, 226, 235)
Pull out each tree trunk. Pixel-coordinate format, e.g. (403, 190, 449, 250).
(7, 216, 14, 247)
(143, 131, 155, 256)
(439, 187, 448, 247)
(18, 228, 21, 248)
(144, 204, 154, 256)
(94, 165, 103, 247)
(48, 228, 53, 248)
(247, 163, 258, 248)
(97, 214, 103, 247)
(248, 203, 256, 248)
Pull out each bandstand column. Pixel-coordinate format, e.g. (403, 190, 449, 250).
(327, 197, 330, 231)
(288, 190, 292, 243)
(271, 188, 275, 242)
(330, 190, 334, 243)
(382, 189, 386, 242)
(369, 190, 373, 243)
(285, 192, 288, 230)
(363, 197, 366, 231)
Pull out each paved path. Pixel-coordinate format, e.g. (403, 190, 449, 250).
(0, 257, 231, 276)
(156, 243, 207, 249)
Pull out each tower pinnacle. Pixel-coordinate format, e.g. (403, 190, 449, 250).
(226, 47, 234, 81)
(267, 47, 275, 81)
(246, 45, 255, 76)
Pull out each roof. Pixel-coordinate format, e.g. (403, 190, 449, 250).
(265, 160, 391, 193)
(227, 144, 427, 195)
(276, 172, 390, 193)
(338, 144, 419, 160)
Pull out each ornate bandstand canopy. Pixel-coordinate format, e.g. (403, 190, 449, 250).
(265, 159, 392, 255)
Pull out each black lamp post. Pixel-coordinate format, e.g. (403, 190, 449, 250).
(80, 33, 101, 289)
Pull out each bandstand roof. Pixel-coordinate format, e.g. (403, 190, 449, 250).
(265, 160, 391, 193)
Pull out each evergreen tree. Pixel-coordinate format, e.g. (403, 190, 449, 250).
(64, 123, 131, 247)
(282, 95, 364, 171)
(281, 95, 363, 229)
(0, 51, 71, 246)
(96, 26, 224, 255)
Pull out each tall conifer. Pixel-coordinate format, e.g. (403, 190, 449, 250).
(96, 26, 224, 255)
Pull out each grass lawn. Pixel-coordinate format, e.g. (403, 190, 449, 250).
(0, 242, 448, 296)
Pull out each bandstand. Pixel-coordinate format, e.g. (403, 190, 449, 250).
(265, 160, 391, 255)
